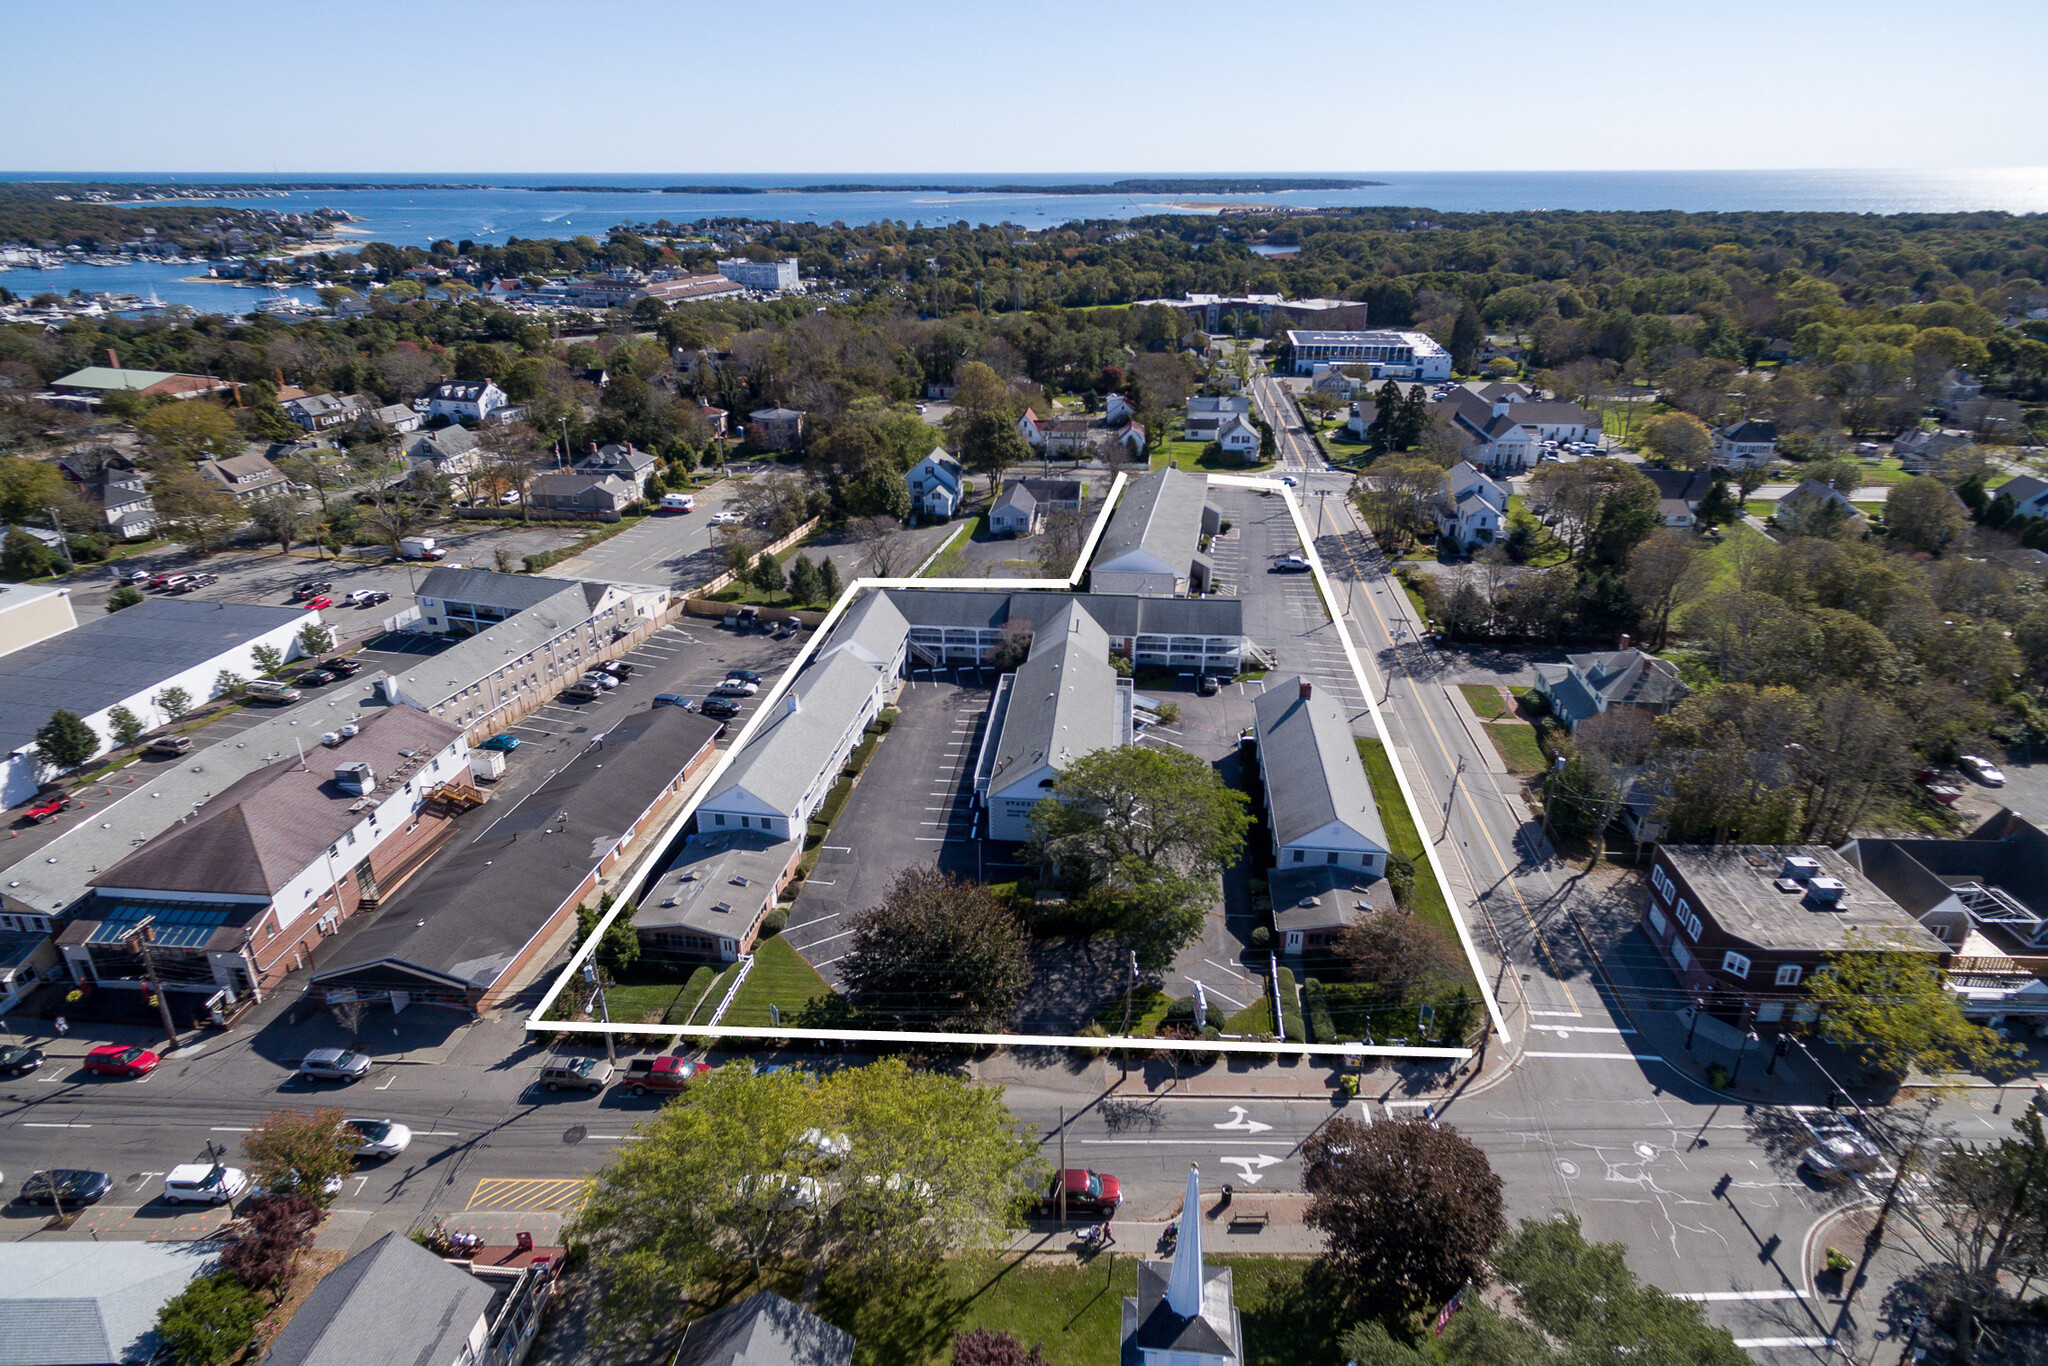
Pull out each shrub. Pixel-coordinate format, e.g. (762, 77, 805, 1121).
(761, 906, 789, 937)
(1071, 1021, 1109, 1061)
(220, 1193, 320, 1290)
(1824, 1247, 1853, 1273)
(1276, 965, 1306, 1044)
(1384, 853, 1417, 909)
(1154, 701, 1181, 724)
(952, 1328, 1047, 1366)
(1248, 925, 1272, 953)
(155, 1271, 266, 1366)
(1304, 978, 1338, 1044)
(1706, 1063, 1732, 1089)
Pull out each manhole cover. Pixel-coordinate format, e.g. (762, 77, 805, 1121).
(563, 1125, 588, 1145)
(1557, 1160, 1579, 1178)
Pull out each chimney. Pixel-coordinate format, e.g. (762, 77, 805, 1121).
(1298, 680, 1312, 700)
(785, 693, 800, 716)
(106, 348, 121, 369)
(1492, 398, 1510, 418)
(1618, 633, 1631, 652)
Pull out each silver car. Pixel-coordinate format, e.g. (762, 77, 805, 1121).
(1800, 1126, 1884, 1182)
(298, 1048, 372, 1082)
(345, 1118, 412, 1159)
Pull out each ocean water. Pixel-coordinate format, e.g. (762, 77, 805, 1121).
(6, 169, 2043, 315)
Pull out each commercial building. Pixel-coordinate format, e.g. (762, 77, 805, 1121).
(1285, 329, 1451, 380)
(636, 830, 802, 965)
(0, 583, 77, 658)
(1136, 291, 1368, 334)
(309, 703, 721, 1011)
(974, 602, 1134, 841)
(717, 256, 800, 291)
(47, 365, 232, 403)
(527, 472, 635, 514)
(889, 589, 1248, 677)
(1088, 468, 1220, 597)
(571, 442, 658, 496)
(59, 706, 473, 1000)
(1437, 389, 1600, 472)
(0, 598, 311, 808)
(1253, 677, 1390, 955)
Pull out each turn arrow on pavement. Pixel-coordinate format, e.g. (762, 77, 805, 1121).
(1218, 1153, 1283, 1184)
(1213, 1106, 1273, 1134)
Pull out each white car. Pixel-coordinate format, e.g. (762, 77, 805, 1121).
(709, 511, 743, 526)
(1959, 755, 2007, 787)
(713, 679, 759, 697)
(1279, 475, 1298, 487)
(345, 1119, 412, 1159)
(163, 1164, 249, 1205)
(581, 671, 619, 690)
(1800, 1127, 1884, 1182)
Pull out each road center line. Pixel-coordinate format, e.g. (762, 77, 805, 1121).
(1521, 1051, 1659, 1061)
(1677, 1290, 1808, 1302)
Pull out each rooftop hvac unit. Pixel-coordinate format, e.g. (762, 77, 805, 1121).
(334, 761, 375, 797)
(1806, 877, 1848, 906)
(1781, 855, 1823, 882)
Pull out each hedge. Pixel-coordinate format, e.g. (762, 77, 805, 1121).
(1275, 965, 1306, 1043)
(662, 966, 719, 1025)
(1303, 978, 1337, 1044)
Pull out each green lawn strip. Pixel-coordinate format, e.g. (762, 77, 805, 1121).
(1391, 571, 1432, 622)
(1743, 499, 1776, 518)
(917, 515, 985, 578)
(602, 980, 687, 1024)
(1093, 985, 1173, 1035)
(720, 934, 837, 1028)
(1224, 998, 1274, 1035)
(1503, 497, 1571, 566)
(1486, 722, 1550, 777)
(1353, 737, 1454, 941)
(1457, 683, 1507, 720)
(1855, 457, 1908, 485)
(684, 962, 746, 1026)
(1852, 501, 1885, 517)
(663, 966, 719, 1025)
(1701, 520, 1771, 590)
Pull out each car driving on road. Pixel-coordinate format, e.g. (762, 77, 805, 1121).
(345, 1118, 412, 1159)
(1800, 1126, 1885, 1182)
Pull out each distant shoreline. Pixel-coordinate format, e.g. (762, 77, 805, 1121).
(10, 177, 1386, 200)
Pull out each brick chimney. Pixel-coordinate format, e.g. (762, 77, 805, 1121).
(106, 348, 121, 369)
(1298, 680, 1312, 700)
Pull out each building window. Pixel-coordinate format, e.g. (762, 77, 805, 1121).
(1755, 1001, 1785, 1023)
(1775, 964, 1803, 987)
(328, 844, 339, 858)
(714, 814, 726, 826)
(1293, 850, 1305, 863)
(1326, 852, 1340, 865)
(1721, 951, 1751, 979)
(1672, 940, 1692, 971)
(1647, 905, 1668, 938)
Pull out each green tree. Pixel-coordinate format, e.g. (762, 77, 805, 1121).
(154, 686, 193, 719)
(106, 705, 145, 747)
(816, 556, 843, 604)
(297, 622, 334, 656)
(1806, 930, 2015, 1081)
(1304, 1115, 1506, 1322)
(748, 551, 786, 603)
(1449, 301, 1485, 373)
(251, 644, 284, 675)
(1693, 472, 1740, 529)
(575, 894, 640, 976)
(2, 526, 54, 578)
(243, 1108, 356, 1210)
(247, 495, 308, 554)
(136, 402, 243, 463)
(950, 361, 1011, 420)
(959, 413, 1029, 484)
(1885, 475, 1967, 555)
(34, 708, 100, 770)
(149, 462, 241, 553)
(786, 553, 823, 607)
(1624, 530, 1714, 651)
(844, 459, 912, 520)
(1927, 1105, 2048, 1361)
(105, 583, 145, 612)
(155, 1271, 266, 1366)
(213, 669, 247, 698)
(1638, 411, 1714, 469)
(840, 868, 1031, 1032)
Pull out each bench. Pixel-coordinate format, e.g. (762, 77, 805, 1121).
(1226, 1208, 1270, 1232)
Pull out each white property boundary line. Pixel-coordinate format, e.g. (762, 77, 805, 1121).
(528, 470, 1502, 1063)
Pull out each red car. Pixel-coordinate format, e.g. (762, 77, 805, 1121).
(83, 1044, 160, 1078)
(1041, 1168, 1122, 1216)
(302, 596, 332, 611)
(21, 795, 73, 824)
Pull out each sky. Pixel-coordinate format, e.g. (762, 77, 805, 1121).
(6, 0, 2045, 175)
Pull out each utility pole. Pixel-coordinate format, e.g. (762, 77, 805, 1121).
(45, 506, 72, 573)
(582, 961, 616, 1064)
(123, 916, 180, 1056)
(1058, 1105, 1068, 1229)
(1118, 951, 1139, 1082)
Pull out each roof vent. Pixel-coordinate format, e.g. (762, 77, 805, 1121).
(1806, 877, 1847, 907)
(712, 901, 733, 914)
(1781, 856, 1822, 882)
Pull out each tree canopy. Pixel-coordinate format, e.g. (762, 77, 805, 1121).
(838, 867, 1032, 1032)
(1806, 931, 2015, 1081)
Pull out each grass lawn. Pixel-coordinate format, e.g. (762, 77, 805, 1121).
(1224, 999, 1274, 1035)
(1152, 438, 1266, 474)
(1702, 520, 1772, 590)
(1486, 721, 1550, 776)
(1852, 501, 1885, 517)
(1457, 683, 1508, 720)
(1391, 571, 1432, 622)
(1095, 985, 1174, 1035)
(1856, 456, 1910, 485)
(719, 934, 837, 1028)
(917, 514, 985, 578)
(1504, 496, 1571, 566)
(1592, 394, 1670, 447)
(1353, 737, 1454, 942)
(1742, 499, 1776, 518)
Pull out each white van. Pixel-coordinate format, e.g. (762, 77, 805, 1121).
(163, 1164, 248, 1205)
(660, 493, 695, 514)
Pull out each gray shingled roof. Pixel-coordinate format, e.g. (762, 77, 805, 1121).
(1252, 677, 1387, 854)
(0, 1240, 222, 1366)
(0, 598, 304, 754)
(673, 1292, 854, 1366)
(637, 831, 799, 937)
(416, 567, 585, 614)
(257, 1233, 494, 1366)
(1092, 468, 1211, 576)
(989, 603, 1126, 791)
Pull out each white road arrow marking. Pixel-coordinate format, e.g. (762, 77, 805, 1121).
(1218, 1154, 1282, 1184)
(1214, 1106, 1273, 1134)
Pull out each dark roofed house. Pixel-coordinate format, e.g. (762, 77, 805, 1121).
(1643, 468, 1718, 528)
(1252, 677, 1390, 955)
(198, 452, 289, 504)
(573, 442, 658, 494)
(1995, 474, 2048, 522)
(1711, 419, 1778, 469)
(1089, 468, 1220, 597)
(257, 1233, 497, 1366)
(746, 407, 805, 451)
(527, 472, 636, 514)
(1532, 649, 1690, 732)
(673, 1292, 854, 1366)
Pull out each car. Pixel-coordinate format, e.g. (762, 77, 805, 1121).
(163, 1164, 248, 1205)
(291, 580, 333, 601)
(21, 794, 74, 823)
(709, 511, 743, 525)
(252, 1169, 344, 1199)
(713, 679, 759, 697)
(1041, 1168, 1122, 1216)
(83, 1044, 159, 1078)
(560, 681, 602, 701)
(600, 660, 634, 679)
(724, 669, 763, 685)
(297, 1048, 372, 1082)
(118, 568, 151, 585)
(1800, 1127, 1885, 1182)
(145, 735, 193, 756)
(1959, 755, 2007, 787)
(146, 573, 179, 589)
(478, 733, 521, 752)
(1279, 475, 1298, 487)
(156, 574, 194, 593)
(1198, 675, 1221, 697)
(700, 696, 741, 718)
(500, 490, 521, 505)
(540, 1057, 613, 1094)
(295, 668, 337, 687)
(18, 1168, 112, 1206)
(651, 694, 695, 710)
(174, 573, 218, 593)
(581, 671, 619, 690)
(303, 596, 333, 611)
(320, 657, 363, 677)
(346, 589, 389, 608)
(1273, 554, 1312, 573)
(345, 1118, 412, 1159)
(0, 1044, 44, 1075)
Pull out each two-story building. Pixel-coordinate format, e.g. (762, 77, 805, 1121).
(744, 407, 805, 452)
(1253, 677, 1391, 956)
(1435, 463, 1508, 550)
(906, 448, 967, 518)
(1993, 474, 2048, 523)
(974, 602, 1134, 842)
(1088, 468, 1220, 597)
(415, 379, 508, 424)
(198, 452, 290, 504)
(572, 443, 657, 496)
(1710, 419, 1778, 469)
(1532, 648, 1690, 732)
(402, 426, 483, 490)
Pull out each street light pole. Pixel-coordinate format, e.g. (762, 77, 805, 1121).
(1684, 996, 1706, 1052)
(1729, 1028, 1759, 1086)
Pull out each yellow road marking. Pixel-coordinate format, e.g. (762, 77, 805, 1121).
(465, 1177, 589, 1212)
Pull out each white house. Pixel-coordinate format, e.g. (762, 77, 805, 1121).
(1994, 474, 2048, 522)
(1105, 392, 1136, 423)
(1183, 395, 1251, 441)
(1089, 468, 1220, 597)
(1440, 392, 1538, 472)
(1710, 419, 1778, 469)
(989, 481, 1043, 537)
(1216, 413, 1261, 461)
(402, 426, 483, 489)
(906, 448, 967, 518)
(415, 379, 508, 424)
(976, 602, 1133, 842)
(1252, 677, 1390, 957)
(1435, 463, 1508, 550)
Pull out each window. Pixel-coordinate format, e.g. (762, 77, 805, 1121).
(1775, 964, 1803, 987)
(1647, 905, 1668, 938)
(1672, 940, 1693, 971)
(1721, 951, 1751, 979)
(714, 814, 727, 826)
(1327, 852, 1340, 865)
(1293, 850, 1305, 863)
(1755, 1001, 1784, 1023)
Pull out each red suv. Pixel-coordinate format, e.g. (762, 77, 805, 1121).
(1041, 1168, 1122, 1216)
(21, 795, 73, 824)
(84, 1045, 160, 1078)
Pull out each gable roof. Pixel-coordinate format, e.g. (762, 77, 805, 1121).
(1092, 468, 1211, 576)
(256, 1233, 494, 1366)
(988, 602, 1127, 792)
(0, 1240, 222, 1366)
(1996, 474, 2048, 508)
(425, 379, 498, 403)
(1643, 469, 1717, 505)
(200, 452, 285, 485)
(1565, 649, 1690, 709)
(577, 443, 656, 475)
(416, 567, 586, 613)
(405, 426, 479, 460)
(530, 472, 634, 502)
(1252, 678, 1387, 854)
(52, 366, 182, 393)
(672, 1292, 854, 1366)
(1718, 418, 1777, 443)
(993, 483, 1037, 515)
(912, 448, 964, 491)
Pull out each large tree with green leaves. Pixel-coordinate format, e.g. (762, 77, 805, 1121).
(34, 708, 99, 771)
(1806, 930, 2015, 1081)
(959, 413, 1030, 484)
(839, 868, 1032, 1032)
(243, 1108, 356, 1209)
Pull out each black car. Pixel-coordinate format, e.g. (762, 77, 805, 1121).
(18, 1169, 113, 1207)
(0, 1044, 43, 1075)
(321, 657, 363, 678)
(601, 660, 635, 679)
(700, 696, 742, 718)
(725, 669, 763, 685)
(295, 669, 338, 687)
(290, 580, 333, 601)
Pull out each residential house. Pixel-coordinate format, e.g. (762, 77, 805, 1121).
(1105, 392, 1136, 423)
(572, 442, 657, 496)
(1775, 478, 1866, 530)
(1641, 843, 1948, 1037)
(527, 472, 635, 514)
(1215, 413, 1261, 461)
(696, 592, 908, 841)
(672, 1293, 855, 1366)
(403, 426, 483, 489)
(1183, 395, 1252, 441)
(693, 403, 729, 438)
(282, 392, 359, 432)
(1993, 474, 2048, 522)
(1955, 396, 2026, 435)
(1435, 463, 1508, 550)
(1644, 469, 1718, 528)
(1252, 677, 1390, 955)
(1710, 419, 1778, 469)
(363, 402, 423, 435)
(976, 602, 1134, 842)
(1017, 408, 1096, 456)
(198, 452, 289, 504)
(1310, 368, 1367, 400)
(989, 481, 1043, 536)
(57, 449, 157, 539)
(1531, 649, 1690, 732)
(1115, 420, 1148, 456)
(906, 448, 967, 518)
(61, 705, 474, 998)
(1937, 369, 1985, 413)
(416, 379, 508, 424)
(1892, 428, 1972, 475)
(0, 1240, 223, 1366)
(745, 406, 805, 451)
(1088, 468, 1220, 597)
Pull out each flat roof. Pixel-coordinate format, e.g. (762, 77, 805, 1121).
(1660, 844, 1946, 954)
(51, 366, 182, 392)
(1287, 329, 1447, 352)
(637, 831, 798, 936)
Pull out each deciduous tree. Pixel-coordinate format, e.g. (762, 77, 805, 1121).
(34, 708, 99, 770)
(136, 402, 242, 463)
(244, 1109, 355, 1209)
(1885, 475, 1967, 556)
(247, 495, 308, 555)
(1624, 531, 1713, 651)
(1806, 930, 2014, 1082)
(840, 868, 1031, 1032)
(1334, 912, 1464, 992)
(1638, 411, 1713, 469)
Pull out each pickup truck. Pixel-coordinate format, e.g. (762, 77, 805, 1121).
(620, 1056, 712, 1097)
(21, 794, 73, 824)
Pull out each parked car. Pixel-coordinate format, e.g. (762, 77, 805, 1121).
(291, 580, 333, 601)
(1273, 554, 1312, 573)
(297, 1048, 372, 1082)
(295, 668, 337, 687)
(18, 1168, 112, 1206)
(478, 733, 521, 752)
(83, 1044, 159, 1078)
(581, 671, 619, 691)
(600, 660, 634, 679)
(163, 1164, 248, 1205)
(345, 1118, 412, 1159)
(713, 679, 759, 697)
(253, 1169, 344, 1199)
(651, 694, 695, 710)
(155, 574, 193, 593)
(725, 669, 763, 685)
(145, 735, 193, 757)
(346, 589, 390, 608)
(700, 696, 741, 718)
(303, 596, 333, 611)
(118, 568, 151, 585)
(540, 1057, 613, 1094)
(560, 681, 602, 701)
(1198, 675, 1222, 697)
(1959, 755, 2007, 787)
(772, 618, 801, 639)
(174, 573, 218, 592)
(21, 794, 73, 824)
(0, 1044, 44, 1075)
(709, 510, 743, 525)
(321, 657, 363, 677)
(1800, 1127, 1885, 1182)
(1040, 1168, 1122, 1216)
(620, 1056, 711, 1097)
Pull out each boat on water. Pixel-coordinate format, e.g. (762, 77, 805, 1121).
(256, 290, 319, 321)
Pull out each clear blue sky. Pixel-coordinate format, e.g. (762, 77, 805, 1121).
(6, 0, 2043, 174)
